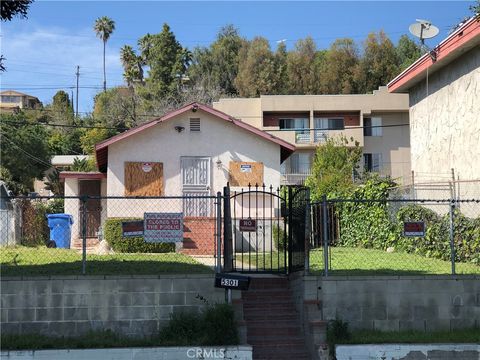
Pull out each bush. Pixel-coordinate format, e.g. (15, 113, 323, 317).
(158, 303, 238, 346)
(326, 318, 351, 355)
(272, 224, 287, 251)
(103, 218, 175, 253)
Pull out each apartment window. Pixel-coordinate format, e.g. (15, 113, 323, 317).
(190, 118, 200, 132)
(363, 153, 382, 172)
(314, 117, 344, 142)
(279, 118, 309, 143)
(290, 153, 311, 174)
(364, 117, 382, 136)
(1, 95, 21, 103)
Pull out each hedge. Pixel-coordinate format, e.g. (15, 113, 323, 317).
(336, 199, 480, 265)
(104, 218, 175, 253)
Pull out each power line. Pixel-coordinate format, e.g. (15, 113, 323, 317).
(1, 119, 128, 131)
(0, 132, 54, 168)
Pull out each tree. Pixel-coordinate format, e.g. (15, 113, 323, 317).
(189, 25, 244, 96)
(354, 31, 399, 93)
(0, 113, 51, 194)
(138, 23, 190, 102)
(274, 41, 289, 95)
(94, 16, 115, 92)
(396, 35, 421, 71)
(305, 137, 362, 200)
(1, 0, 33, 21)
(320, 38, 359, 94)
(120, 45, 144, 87)
(93, 87, 138, 128)
(234, 37, 278, 97)
(286, 37, 320, 94)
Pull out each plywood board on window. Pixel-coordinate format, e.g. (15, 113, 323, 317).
(229, 161, 264, 187)
(124, 162, 163, 196)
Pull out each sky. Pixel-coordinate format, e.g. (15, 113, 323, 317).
(1, 0, 476, 113)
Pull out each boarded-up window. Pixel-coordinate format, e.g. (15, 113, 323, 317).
(124, 162, 163, 196)
(229, 161, 264, 187)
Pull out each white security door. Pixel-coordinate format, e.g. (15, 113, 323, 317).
(181, 157, 211, 216)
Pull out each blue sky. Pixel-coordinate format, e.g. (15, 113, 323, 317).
(1, 1, 475, 113)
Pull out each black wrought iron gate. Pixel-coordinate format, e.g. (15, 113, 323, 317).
(222, 184, 308, 274)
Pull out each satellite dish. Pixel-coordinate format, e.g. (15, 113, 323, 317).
(409, 19, 439, 43)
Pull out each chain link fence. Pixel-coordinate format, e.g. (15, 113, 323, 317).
(309, 198, 480, 276)
(0, 195, 220, 276)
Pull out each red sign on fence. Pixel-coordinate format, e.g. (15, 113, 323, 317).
(239, 219, 257, 232)
(403, 221, 425, 237)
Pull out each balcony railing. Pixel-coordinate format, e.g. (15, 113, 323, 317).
(295, 132, 311, 144)
(280, 171, 312, 185)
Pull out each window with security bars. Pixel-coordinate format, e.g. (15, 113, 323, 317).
(190, 118, 201, 132)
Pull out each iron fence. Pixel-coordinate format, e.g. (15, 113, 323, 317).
(0, 195, 221, 276)
(309, 198, 480, 276)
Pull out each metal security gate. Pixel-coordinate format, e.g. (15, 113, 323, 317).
(288, 186, 309, 272)
(223, 185, 308, 274)
(181, 157, 212, 216)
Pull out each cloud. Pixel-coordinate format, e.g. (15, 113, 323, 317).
(1, 26, 124, 112)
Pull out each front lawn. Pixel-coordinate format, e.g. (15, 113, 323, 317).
(0, 246, 212, 276)
(235, 247, 480, 275)
(310, 247, 480, 275)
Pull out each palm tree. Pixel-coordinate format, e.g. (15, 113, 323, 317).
(94, 16, 115, 92)
(120, 45, 143, 87)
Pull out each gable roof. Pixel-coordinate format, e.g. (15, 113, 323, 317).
(95, 102, 296, 172)
(388, 16, 480, 93)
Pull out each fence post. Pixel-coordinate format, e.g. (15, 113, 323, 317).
(449, 199, 456, 275)
(223, 186, 233, 272)
(304, 188, 311, 274)
(322, 195, 329, 277)
(216, 192, 222, 273)
(81, 196, 87, 275)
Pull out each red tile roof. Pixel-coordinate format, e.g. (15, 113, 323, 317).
(95, 102, 296, 172)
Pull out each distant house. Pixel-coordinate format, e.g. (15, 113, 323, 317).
(388, 16, 480, 199)
(60, 102, 295, 253)
(213, 87, 410, 185)
(0, 90, 42, 113)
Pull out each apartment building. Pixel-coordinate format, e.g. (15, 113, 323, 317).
(0, 90, 42, 113)
(213, 87, 411, 185)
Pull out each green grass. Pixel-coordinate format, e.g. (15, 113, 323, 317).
(234, 251, 287, 272)
(1, 304, 239, 350)
(237, 247, 480, 275)
(310, 247, 480, 275)
(339, 328, 480, 344)
(0, 246, 212, 276)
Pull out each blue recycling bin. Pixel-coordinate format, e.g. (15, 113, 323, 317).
(47, 214, 74, 249)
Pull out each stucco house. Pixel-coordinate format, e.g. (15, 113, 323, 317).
(387, 16, 480, 201)
(0, 90, 42, 113)
(60, 102, 295, 253)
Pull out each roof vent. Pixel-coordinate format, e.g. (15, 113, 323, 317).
(190, 118, 200, 132)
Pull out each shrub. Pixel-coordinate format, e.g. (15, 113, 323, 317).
(158, 303, 238, 346)
(272, 223, 287, 251)
(326, 318, 351, 355)
(103, 218, 175, 253)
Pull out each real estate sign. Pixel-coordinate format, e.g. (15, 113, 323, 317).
(144, 213, 184, 243)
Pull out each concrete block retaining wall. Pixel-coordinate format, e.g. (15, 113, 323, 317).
(0, 275, 229, 337)
(299, 275, 480, 332)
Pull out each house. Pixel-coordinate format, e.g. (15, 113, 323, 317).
(0, 90, 42, 113)
(34, 155, 91, 196)
(60, 102, 295, 253)
(387, 16, 480, 200)
(213, 87, 410, 185)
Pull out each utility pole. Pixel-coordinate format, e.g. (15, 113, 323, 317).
(75, 65, 80, 119)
